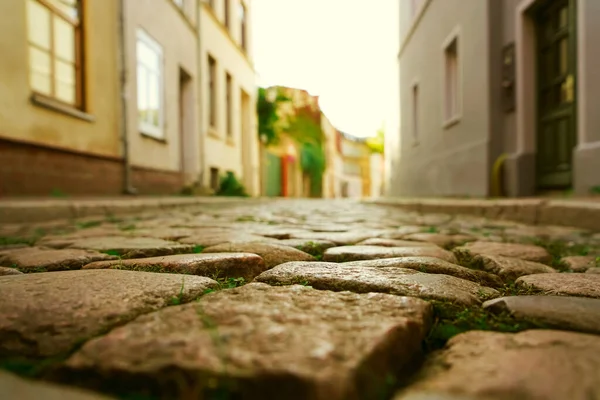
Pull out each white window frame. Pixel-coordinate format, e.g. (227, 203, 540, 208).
(136, 28, 164, 139)
(442, 26, 462, 129)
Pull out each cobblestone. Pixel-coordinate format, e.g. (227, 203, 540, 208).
(0, 199, 599, 399)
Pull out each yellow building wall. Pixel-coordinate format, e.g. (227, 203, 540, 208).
(200, 0, 259, 196)
(0, 0, 121, 158)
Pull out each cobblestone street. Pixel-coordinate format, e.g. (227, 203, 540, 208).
(1, 199, 600, 399)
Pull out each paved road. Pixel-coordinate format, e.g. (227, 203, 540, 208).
(1, 199, 600, 399)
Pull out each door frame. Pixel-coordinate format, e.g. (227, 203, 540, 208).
(515, 0, 579, 192)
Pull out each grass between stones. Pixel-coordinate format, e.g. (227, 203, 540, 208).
(299, 241, 326, 259)
(528, 238, 596, 271)
(75, 220, 103, 230)
(424, 301, 549, 352)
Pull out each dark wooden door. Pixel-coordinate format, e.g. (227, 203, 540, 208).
(536, 0, 577, 189)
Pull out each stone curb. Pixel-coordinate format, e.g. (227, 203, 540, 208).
(369, 198, 600, 232)
(0, 196, 265, 224)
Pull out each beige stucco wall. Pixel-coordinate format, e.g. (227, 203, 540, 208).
(0, 0, 120, 157)
(391, 0, 492, 197)
(320, 113, 339, 198)
(124, 0, 199, 181)
(200, 0, 259, 196)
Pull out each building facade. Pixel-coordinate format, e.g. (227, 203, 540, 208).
(124, 0, 200, 194)
(0, 0, 122, 196)
(199, 0, 259, 196)
(337, 131, 371, 198)
(390, 0, 600, 198)
(0, 0, 259, 197)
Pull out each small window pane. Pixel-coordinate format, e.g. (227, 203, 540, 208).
(27, 0, 51, 50)
(559, 7, 568, 29)
(148, 72, 160, 127)
(54, 17, 76, 62)
(47, 0, 79, 21)
(138, 41, 160, 72)
(137, 65, 148, 120)
(55, 60, 75, 104)
(29, 47, 52, 94)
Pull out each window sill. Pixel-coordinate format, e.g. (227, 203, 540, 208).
(140, 129, 167, 143)
(208, 127, 220, 140)
(30, 93, 95, 122)
(443, 115, 461, 129)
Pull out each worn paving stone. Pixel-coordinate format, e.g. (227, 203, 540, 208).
(323, 245, 458, 264)
(59, 283, 432, 400)
(133, 227, 197, 241)
(380, 226, 427, 240)
(345, 257, 503, 288)
(0, 266, 23, 276)
(562, 255, 598, 272)
(0, 270, 217, 357)
(203, 242, 315, 268)
(403, 233, 475, 249)
(0, 243, 30, 251)
(0, 247, 117, 272)
(473, 254, 557, 281)
(275, 239, 337, 256)
(393, 330, 600, 400)
(255, 262, 498, 306)
(0, 370, 115, 400)
(289, 231, 381, 245)
(245, 226, 313, 239)
(39, 236, 195, 258)
(503, 225, 589, 243)
(178, 231, 277, 247)
(454, 241, 552, 265)
(355, 238, 440, 248)
(36, 226, 126, 244)
(516, 273, 600, 298)
(83, 253, 266, 281)
(298, 223, 350, 232)
(483, 296, 600, 335)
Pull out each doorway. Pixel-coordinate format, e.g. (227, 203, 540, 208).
(178, 68, 195, 185)
(535, 0, 577, 189)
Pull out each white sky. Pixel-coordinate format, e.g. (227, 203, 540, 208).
(252, 0, 400, 138)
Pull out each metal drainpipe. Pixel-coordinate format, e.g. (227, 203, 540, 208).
(118, 0, 136, 195)
(196, 2, 205, 191)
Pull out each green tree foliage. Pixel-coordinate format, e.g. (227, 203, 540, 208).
(366, 125, 385, 154)
(257, 87, 290, 146)
(216, 171, 248, 197)
(285, 106, 327, 197)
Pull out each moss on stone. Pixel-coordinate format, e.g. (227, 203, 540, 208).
(424, 300, 548, 352)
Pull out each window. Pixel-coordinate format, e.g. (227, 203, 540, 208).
(412, 83, 419, 141)
(239, 2, 247, 51)
(173, 0, 184, 8)
(226, 72, 233, 137)
(224, 0, 230, 29)
(210, 167, 220, 191)
(26, 0, 83, 108)
(208, 55, 217, 128)
(136, 29, 164, 138)
(444, 35, 460, 124)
